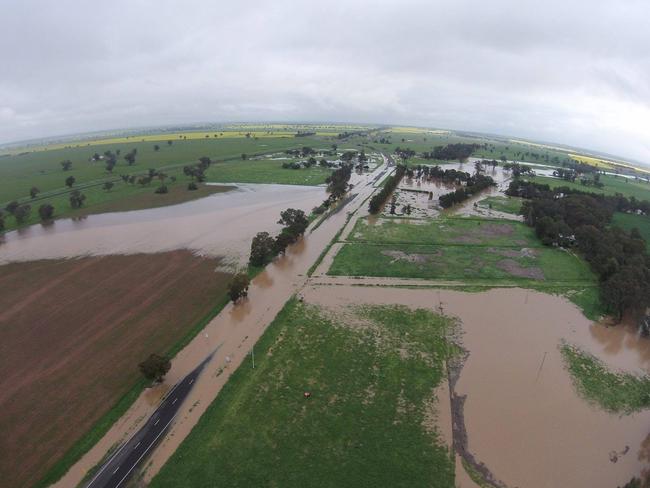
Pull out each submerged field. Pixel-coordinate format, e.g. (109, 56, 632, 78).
(0, 251, 231, 488)
(150, 298, 457, 488)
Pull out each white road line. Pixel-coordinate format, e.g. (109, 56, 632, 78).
(189, 378, 194, 385)
(134, 441, 141, 449)
(154, 418, 160, 426)
(115, 414, 177, 488)
(112, 466, 120, 474)
(86, 378, 186, 487)
(171, 398, 177, 405)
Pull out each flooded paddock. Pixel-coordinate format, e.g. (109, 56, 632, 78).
(300, 285, 650, 488)
(389, 161, 513, 218)
(0, 183, 327, 266)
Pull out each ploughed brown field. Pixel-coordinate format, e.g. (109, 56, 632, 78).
(0, 251, 231, 488)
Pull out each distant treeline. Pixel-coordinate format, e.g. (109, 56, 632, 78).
(438, 175, 496, 208)
(295, 131, 316, 137)
(368, 165, 407, 214)
(506, 180, 650, 322)
(422, 143, 480, 161)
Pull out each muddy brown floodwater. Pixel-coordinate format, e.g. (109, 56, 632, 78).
(0, 183, 326, 266)
(51, 158, 389, 488)
(391, 161, 513, 219)
(300, 285, 650, 488)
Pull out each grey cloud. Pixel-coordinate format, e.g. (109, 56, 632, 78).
(1, 0, 649, 163)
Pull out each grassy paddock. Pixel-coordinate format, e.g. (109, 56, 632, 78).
(207, 158, 332, 186)
(561, 343, 650, 414)
(150, 298, 457, 488)
(476, 196, 523, 215)
(328, 242, 594, 283)
(525, 174, 650, 201)
(348, 216, 539, 247)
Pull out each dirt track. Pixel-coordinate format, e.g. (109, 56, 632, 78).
(0, 251, 230, 488)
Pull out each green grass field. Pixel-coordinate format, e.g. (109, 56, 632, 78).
(0, 134, 327, 204)
(348, 217, 539, 247)
(477, 196, 523, 215)
(361, 129, 574, 167)
(329, 216, 602, 319)
(207, 158, 332, 185)
(612, 212, 650, 252)
(525, 174, 650, 201)
(150, 298, 457, 488)
(329, 242, 594, 283)
(561, 343, 650, 414)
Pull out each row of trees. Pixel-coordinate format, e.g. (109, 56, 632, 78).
(506, 180, 650, 322)
(368, 165, 407, 214)
(438, 175, 496, 208)
(421, 143, 480, 161)
(249, 208, 311, 268)
(1, 190, 88, 229)
(502, 162, 535, 177)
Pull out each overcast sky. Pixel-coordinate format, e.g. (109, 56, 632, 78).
(1, 0, 649, 162)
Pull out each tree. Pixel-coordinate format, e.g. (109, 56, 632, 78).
(38, 203, 54, 220)
(69, 190, 86, 208)
(249, 232, 275, 266)
(278, 208, 309, 239)
(601, 266, 650, 322)
(326, 164, 352, 199)
(30, 186, 40, 199)
(228, 273, 250, 302)
(154, 144, 160, 151)
(105, 158, 116, 173)
(14, 204, 31, 224)
(187, 181, 198, 190)
(138, 353, 171, 382)
(167, 140, 173, 146)
(124, 149, 137, 165)
(0, 213, 4, 231)
(103, 181, 114, 191)
(5, 201, 19, 215)
(65, 175, 76, 187)
(273, 229, 295, 255)
(60, 160, 72, 171)
(241, 153, 247, 160)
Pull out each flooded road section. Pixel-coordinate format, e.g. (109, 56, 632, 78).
(52, 158, 389, 487)
(300, 285, 650, 488)
(0, 183, 326, 266)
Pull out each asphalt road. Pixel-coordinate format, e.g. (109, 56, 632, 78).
(84, 354, 214, 488)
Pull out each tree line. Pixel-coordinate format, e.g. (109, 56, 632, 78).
(421, 143, 480, 161)
(506, 180, 650, 322)
(368, 165, 407, 214)
(438, 174, 496, 208)
(249, 208, 311, 268)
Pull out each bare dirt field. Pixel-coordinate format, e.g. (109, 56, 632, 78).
(0, 251, 231, 488)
